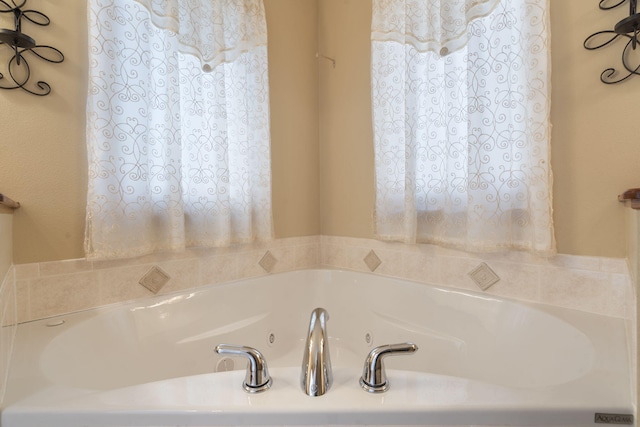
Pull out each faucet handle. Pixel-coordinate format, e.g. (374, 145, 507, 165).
(215, 344, 272, 393)
(359, 342, 418, 393)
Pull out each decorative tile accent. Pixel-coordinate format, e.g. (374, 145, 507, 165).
(468, 262, 500, 291)
(138, 266, 170, 294)
(259, 251, 277, 273)
(364, 250, 382, 272)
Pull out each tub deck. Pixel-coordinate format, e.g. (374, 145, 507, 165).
(2, 365, 635, 427)
(1, 269, 634, 427)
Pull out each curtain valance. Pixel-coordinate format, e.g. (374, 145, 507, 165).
(371, 0, 501, 55)
(134, 0, 267, 69)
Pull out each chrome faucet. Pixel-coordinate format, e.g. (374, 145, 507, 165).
(301, 307, 332, 396)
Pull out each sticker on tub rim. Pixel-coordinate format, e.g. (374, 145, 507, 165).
(594, 413, 634, 425)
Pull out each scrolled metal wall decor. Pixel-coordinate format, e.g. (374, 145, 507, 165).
(0, 0, 63, 96)
(584, 0, 640, 84)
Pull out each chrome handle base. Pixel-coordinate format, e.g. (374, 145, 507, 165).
(215, 344, 272, 393)
(359, 342, 418, 393)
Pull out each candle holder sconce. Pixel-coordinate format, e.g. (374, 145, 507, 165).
(584, 0, 640, 84)
(0, 0, 63, 96)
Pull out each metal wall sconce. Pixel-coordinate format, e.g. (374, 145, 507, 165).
(0, 0, 63, 96)
(584, 0, 640, 84)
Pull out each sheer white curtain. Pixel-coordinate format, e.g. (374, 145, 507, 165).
(86, 0, 272, 260)
(371, 0, 555, 255)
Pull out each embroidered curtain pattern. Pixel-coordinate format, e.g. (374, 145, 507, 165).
(86, 0, 272, 260)
(372, 0, 555, 254)
(371, 0, 502, 55)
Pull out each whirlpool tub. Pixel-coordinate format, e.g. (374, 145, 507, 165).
(1, 268, 634, 427)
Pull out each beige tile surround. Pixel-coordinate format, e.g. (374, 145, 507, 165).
(0, 213, 16, 406)
(12, 235, 632, 324)
(15, 236, 320, 323)
(624, 207, 640, 412)
(322, 236, 631, 318)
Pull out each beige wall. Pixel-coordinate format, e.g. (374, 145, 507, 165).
(1, 0, 639, 263)
(0, 0, 87, 264)
(318, 0, 374, 239)
(266, 0, 320, 241)
(551, 2, 640, 257)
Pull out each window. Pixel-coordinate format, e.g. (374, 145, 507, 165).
(371, 0, 555, 255)
(86, 0, 272, 259)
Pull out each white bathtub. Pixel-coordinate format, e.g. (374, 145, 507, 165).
(2, 268, 634, 427)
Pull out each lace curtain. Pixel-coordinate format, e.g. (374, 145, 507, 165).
(371, 0, 502, 55)
(371, 0, 555, 255)
(86, 0, 272, 260)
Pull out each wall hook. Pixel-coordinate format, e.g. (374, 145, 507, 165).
(0, 0, 63, 96)
(316, 52, 336, 68)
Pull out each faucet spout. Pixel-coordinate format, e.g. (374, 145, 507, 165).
(301, 307, 332, 396)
